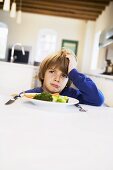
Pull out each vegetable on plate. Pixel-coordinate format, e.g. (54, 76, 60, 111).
(25, 92, 69, 103)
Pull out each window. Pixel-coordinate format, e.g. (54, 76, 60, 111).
(35, 29, 57, 62)
(0, 22, 8, 60)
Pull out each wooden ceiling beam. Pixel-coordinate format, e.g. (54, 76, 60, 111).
(36, 0, 109, 7)
(21, 7, 97, 20)
(0, 0, 112, 21)
(19, 3, 99, 17)
(70, 0, 111, 3)
(0, 0, 107, 13)
(20, 0, 105, 12)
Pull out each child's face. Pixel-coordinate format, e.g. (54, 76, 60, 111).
(42, 67, 68, 93)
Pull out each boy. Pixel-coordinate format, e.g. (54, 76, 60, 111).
(25, 48, 104, 106)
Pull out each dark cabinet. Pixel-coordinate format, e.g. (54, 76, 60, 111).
(7, 48, 29, 64)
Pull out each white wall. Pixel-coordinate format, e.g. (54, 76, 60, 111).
(96, 1, 113, 32)
(92, 1, 113, 71)
(0, 10, 86, 71)
(81, 21, 95, 73)
(81, 2, 113, 74)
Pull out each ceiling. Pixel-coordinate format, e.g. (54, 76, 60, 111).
(0, 0, 112, 21)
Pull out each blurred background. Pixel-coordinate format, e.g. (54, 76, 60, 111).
(0, 0, 113, 106)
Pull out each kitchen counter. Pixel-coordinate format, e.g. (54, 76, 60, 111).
(0, 94, 113, 170)
(86, 72, 113, 80)
(0, 61, 39, 95)
(0, 60, 37, 69)
(86, 71, 113, 107)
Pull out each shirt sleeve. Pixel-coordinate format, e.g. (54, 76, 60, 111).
(68, 69, 104, 106)
(19, 87, 42, 95)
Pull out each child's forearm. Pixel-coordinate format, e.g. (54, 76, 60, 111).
(68, 69, 104, 106)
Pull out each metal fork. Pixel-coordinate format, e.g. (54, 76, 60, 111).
(75, 104, 87, 112)
(5, 95, 20, 105)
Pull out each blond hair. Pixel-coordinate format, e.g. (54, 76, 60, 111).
(38, 48, 76, 86)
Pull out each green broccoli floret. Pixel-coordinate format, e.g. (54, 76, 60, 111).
(33, 92, 53, 101)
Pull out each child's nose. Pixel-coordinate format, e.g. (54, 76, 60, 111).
(54, 74, 60, 82)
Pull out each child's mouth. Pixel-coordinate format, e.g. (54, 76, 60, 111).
(51, 83, 60, 88)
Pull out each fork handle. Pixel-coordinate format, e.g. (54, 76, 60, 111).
(75, 104, 87, 112)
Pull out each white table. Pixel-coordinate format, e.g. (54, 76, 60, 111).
(0, 94, 113, 170)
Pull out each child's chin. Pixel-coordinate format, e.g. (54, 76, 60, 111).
(49, 89, 60, 94)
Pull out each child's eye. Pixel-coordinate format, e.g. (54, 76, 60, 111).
(49, 70, 54, 73)
(62, 74, 68, 78)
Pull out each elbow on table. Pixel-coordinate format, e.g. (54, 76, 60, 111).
(95, 93, 105, 106)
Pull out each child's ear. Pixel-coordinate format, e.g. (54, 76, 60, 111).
(41, 75, 44, 80)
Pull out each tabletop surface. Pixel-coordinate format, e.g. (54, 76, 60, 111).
(0, 94, 113, 170)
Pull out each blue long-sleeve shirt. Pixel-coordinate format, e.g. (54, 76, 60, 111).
(24, 69, 104, 106)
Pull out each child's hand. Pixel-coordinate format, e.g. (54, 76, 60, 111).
(66, 55, 77, 73)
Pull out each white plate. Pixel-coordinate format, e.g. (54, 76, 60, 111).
(22, 93, 79, 106)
